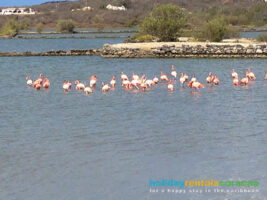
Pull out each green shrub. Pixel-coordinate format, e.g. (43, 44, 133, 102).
(56, 19, 75, 33)
(36, 23, 43, 34)
(257, 34, 267, 42)
(203, 16, 239, 42)
(0, 19, 29, 37)
(139, 4, 188, 41)
(130, 33, 156, 42)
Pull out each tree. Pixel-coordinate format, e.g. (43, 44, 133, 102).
(139, 4, 188, 41)
(36, 23, 43, 34)
(257, 33, 267, 42)
(56, 19, 75, 33)
(204, 16, 238, 42)
(0, 19, 28, 37)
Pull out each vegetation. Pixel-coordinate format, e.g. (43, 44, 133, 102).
(0, 19, 29, 37)
(36, 23, 43, 34)
(257, 33, 267, 42)
(139, 4, 188, 41)
(0, 0, 266, 39)
(133, 5, 239, 42)
(201, 16, 239, 42)
(130, 33, 156, 42)
(56, 19, 75, 33)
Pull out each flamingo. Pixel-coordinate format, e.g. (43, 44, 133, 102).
(35, 83, 41, 90)
(233, 78, 239, 86)
(171, 65, 177, 78)
(90, 75, 97, 88)
(102, 82, 110, 92)
(145, 79, 154, 87)
(179, 73, 186, 86)
(75, 81, 85, 90)
(247, 71, 256, 80)
(206, 72, 213, 84)
(153, 76, 159, 84)
(43, 78, 50, 89)
(26, 76, 32, 86)
(265, 69, 267, 80)
(63, 81, 71, 91)
(167, 80, 174, 91)
(232, 69, 238, 79)
(188, 79, 205, 90)
(120, 72, 128, 81)
(132, 73, 139, 80)
(183, 74, 189, 82)
(213, 76, 219, 86)
(240, 76, 249, 85)
(36, 73, 43, 84)
(190, 74, 197, 82)
(33, 79, 42, 88)
(84, 86, 93, 94)
(131, 79, 139, 89)
(160, 72, 168, 81)
(110, 76, 116, 88)
(140, 82, 147, 91)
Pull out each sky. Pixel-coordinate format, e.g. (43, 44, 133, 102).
(0, 0, 74, 7)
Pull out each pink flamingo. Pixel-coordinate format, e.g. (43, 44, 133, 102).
(188, 79, 205, 90)
(246, 68, 256, 80)
(206, 72, 214, 84)
(84, 86, 93, 94)
(213, 76, 219, 86)
(171, 65, 177, 78)
(90, 75, 97, 88)
(120, 72, 128, 81)
(153, 76, 159, 84)
(43, 78, 50, 89)
(102, 82, 110, 92)
(110, 76, 116, 88)
(179, 73, 186, 86)
(232, 69, 238, 79)
(167, 80, 174, 91)
(160, 72, 168, 81)
(26, 76, 32, 86)
(233, 78, 239, 86)
(63, 81, 71, 91)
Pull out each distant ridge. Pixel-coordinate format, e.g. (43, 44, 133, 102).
(41, 0, 74, 5)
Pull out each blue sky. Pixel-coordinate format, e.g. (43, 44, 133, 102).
(0, 0, 73, 7)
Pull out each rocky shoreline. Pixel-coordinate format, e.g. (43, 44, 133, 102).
(100, 42, 267, 58)
(0, 49, 101, 57)
(0, 42, 266, 58)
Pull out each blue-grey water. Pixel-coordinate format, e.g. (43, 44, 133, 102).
(0, 36, 266, 200)
(240, 31, 266, 40)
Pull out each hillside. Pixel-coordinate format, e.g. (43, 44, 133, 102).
(0, 0, 266, 28)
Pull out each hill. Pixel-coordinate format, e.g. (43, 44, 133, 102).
(0, 0, 266, 29)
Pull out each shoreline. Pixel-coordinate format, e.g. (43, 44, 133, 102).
(0, 42, 266, 58)
(100, 42, 267, 58)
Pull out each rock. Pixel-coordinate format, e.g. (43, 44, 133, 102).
(256, 49, 263, 54)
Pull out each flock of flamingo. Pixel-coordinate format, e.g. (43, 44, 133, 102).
(26, 66, 267, 94)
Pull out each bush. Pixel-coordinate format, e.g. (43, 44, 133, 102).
(56, 19, 75, 33)
(36, 23, 43, 34)
(257, 34, 267, 42)
(139, 4, 188, 41)
(202, 17, 239, 42)
(0, 19, 29, 37)
(130, 33, 156, 42)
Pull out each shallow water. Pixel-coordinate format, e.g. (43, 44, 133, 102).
(0, 37, 125, 52)
(240, 31, 266, 39)
(0, 55, 266, 199)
